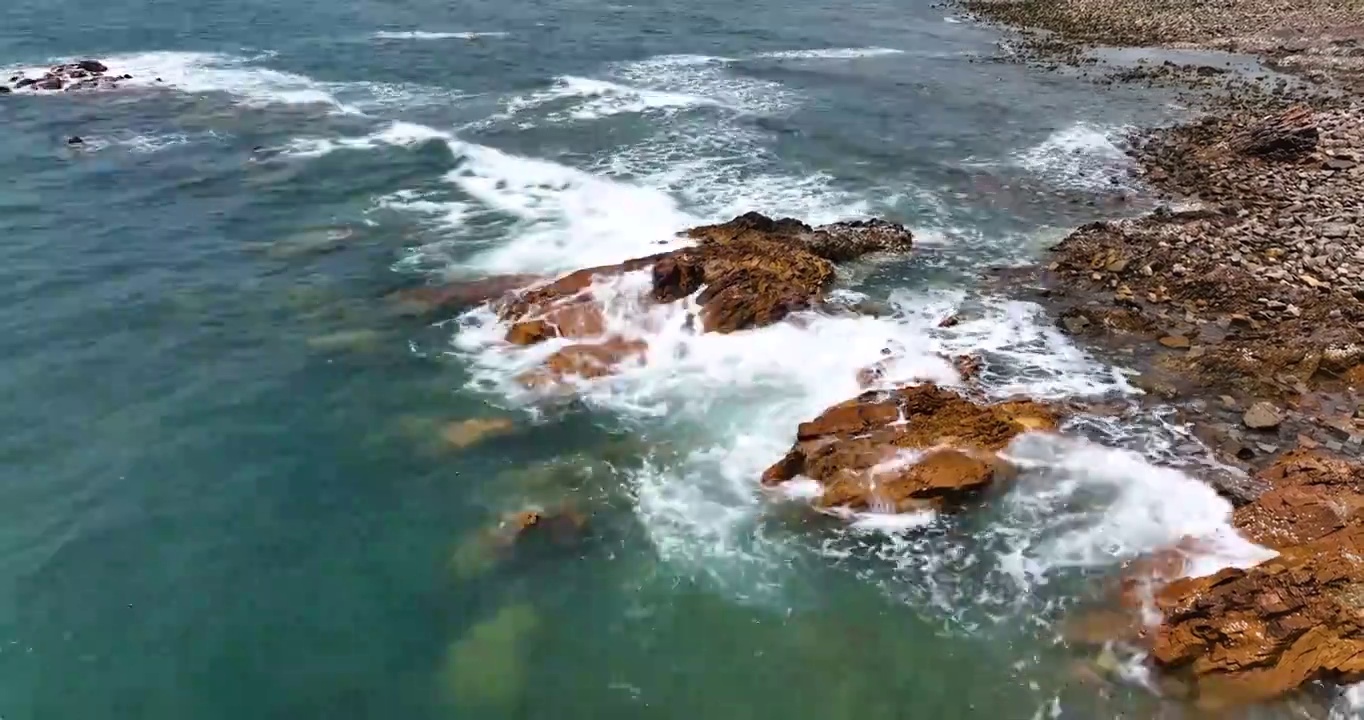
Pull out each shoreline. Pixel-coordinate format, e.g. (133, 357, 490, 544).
(963, 0, 1364, 471)
(959, 0, 1364, 710)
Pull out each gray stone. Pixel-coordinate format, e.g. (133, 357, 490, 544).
(1242, 401, 1283, 430)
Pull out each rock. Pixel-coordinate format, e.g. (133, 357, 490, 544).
(505, 301, 605, 345)
(1152, 526, 1364, 709)
(1232, 450, 1364, 549)
(1323, 222, 1351, 239)
(761, 384, 1061, 514)
(517, 337, 647, 389)
(938, 314, 961, 328)
(15, 78, 37, 89)
(1060, 312, 1092, 335)
(442, 417, 516, 449)
(75, 59, 107, 73)
(389, 274, 541, 316)
(498, 213, 912, 384)
(1159, 335, 1191, 349)
(1243, 401, 1283, 429)
(35, 76, 63, 90)
(66, 136, 83, 145)
(0, 86, 10, 95)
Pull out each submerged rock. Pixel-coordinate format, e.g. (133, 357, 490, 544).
(9, 60, 127, 94)
(389, 273, 541, 317)
(437, 602, 540, 711)
(761, 384, 1061, 514)
(442, 417, 517, 450)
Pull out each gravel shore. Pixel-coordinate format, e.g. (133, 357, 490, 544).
(964, 0, 1364, 466)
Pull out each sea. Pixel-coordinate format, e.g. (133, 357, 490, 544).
(0, 0, 1332, 718)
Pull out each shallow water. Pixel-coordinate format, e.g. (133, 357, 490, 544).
(0, 0, 1317, 718)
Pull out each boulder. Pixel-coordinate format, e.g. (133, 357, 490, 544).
(495, 213, 913, 385)
(761, 384, 1061, 513)
(517, 337, 647, 389)
(1231, 449, 1364, 550)
(1242, 401, 1282, 430)
(75, 59, 108, 73)
(0, 86, 10, 95)
(35, 76, 63, 90)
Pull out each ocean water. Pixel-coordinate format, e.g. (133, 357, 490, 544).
(0, 0, 1298, 718)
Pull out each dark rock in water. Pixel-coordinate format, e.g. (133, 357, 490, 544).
(35, 76, 63, 90)
(0, 86, 10, 95)
(121, 74, 133, 80)
(15, 78, 37, 89)
(75, 59, 108, 73)
(68, 69, 88, 79)
(66, 136, 84, 145)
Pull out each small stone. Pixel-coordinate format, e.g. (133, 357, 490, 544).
(1256, 442, 1280, 454)
(1061, 314, 1091, 335)
(1243, 401, 1283, 430)
(66, 136, 83, 145)
(1105, 258, 1130, 273)
(1325, 157, 1357, 170)
(1221, 395, 1238, 409)
(1323, 223, 1351, 239)
(1159, 335, 1191, 349)
(1297, 433, 1320, 449)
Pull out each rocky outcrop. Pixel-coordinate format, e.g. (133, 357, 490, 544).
(761, 384, 1060, 513)
(7, 60, 132, 94)
(491, 213, 912, 387)
(390, 274, 541, 316)
(1076, 450, 1364, 709)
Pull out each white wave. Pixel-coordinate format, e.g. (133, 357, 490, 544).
(372, 31, 508, 40)
(1014, 122, 1135, 192)
(496, 75, 720, 124)
(1334, 684, 1364, 719)
(3, 51, 464, 113)
(609, 54, 796, 116)
(753, 47, 906, 60)
(1000, 435, 1274, 580)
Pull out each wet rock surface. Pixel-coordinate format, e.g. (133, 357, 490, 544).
(761, 384, 1061, 513)
(5, 59, 132, 94)
(487, 213, 912, 387)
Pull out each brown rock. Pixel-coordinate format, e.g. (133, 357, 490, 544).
(1232, 449, 1364, 549)
(505, 301, 606, 345)
(761, 384, 1061, 513)
(492, 506, 588, 550)
(1152, 527, 1364, 710)
(1159, 335, 1192, 349)
(517, 337, 647, 389)
(389, 274, 541, 315)
(1242, 401, 1283, 429)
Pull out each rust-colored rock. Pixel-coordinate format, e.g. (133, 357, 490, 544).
(1152, 526, 1364, 709)
(517, 337, 647, 389)
(487, 506, 589, 552)
(505, 301, 606, 345)
(390, 274, 541, 316)
(1082, 451, 1364, 709)
(762, 384, 1061, 512)
(1231, 450, 1364, 550)
(494, 213, 912, 383)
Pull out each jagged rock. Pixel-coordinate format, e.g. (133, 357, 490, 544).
(389, 274, 541, 316)
(1233, 105, 1318, 161)
(1242, 401, 1283, 429)
(517, 337, 647, 388)
(1231, 449, 1364, 549)
(0, 86, 10, 95)
(495, 213, 912, 387)
(1152, 526, 1364, 709)
(761, 384, 1060, 513)
(75, 59, 107, 73)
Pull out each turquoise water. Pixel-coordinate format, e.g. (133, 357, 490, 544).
(0, 1, 1289, 718)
